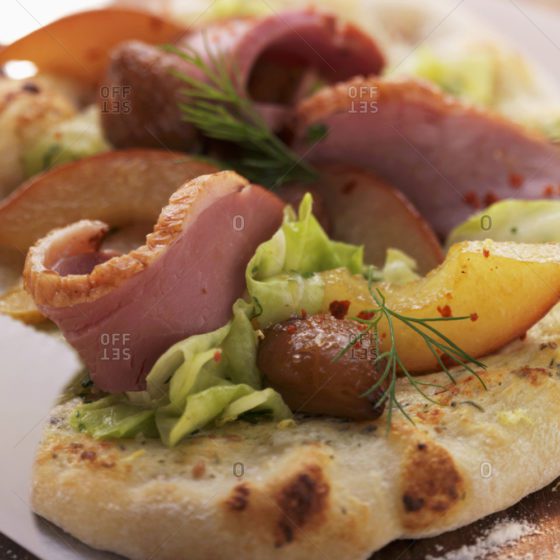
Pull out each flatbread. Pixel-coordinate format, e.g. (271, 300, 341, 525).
(32, 303, 560, 559)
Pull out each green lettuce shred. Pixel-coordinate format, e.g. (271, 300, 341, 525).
(23, 105, 110, 177)
(410, 47, 496, 107)
(446, 199, 560, 247)
(71, 396, 159, 439)
(398, 45, 560, 141)
(70, 300, 291, 446)
(247, 193, 364, 327)
(203, 0, 269, 20)
(380, 248, 420, 284)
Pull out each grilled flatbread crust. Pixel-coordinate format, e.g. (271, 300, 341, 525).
(32, 304, 560, 560)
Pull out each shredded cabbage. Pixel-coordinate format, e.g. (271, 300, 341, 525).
(247, 194, 364, 327)
(70, 300, 291, 446)
(380, 248, 420, 284)
(446, 199, 560, 247)
(23, 105, 110, 177)
(399, 44, 560, 141)
(410, 47, 496, 107)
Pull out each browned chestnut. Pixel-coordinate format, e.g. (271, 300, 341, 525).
(257, 314, 387, 420)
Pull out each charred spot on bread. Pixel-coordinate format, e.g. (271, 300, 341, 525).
(400, 441, 465, 530)
(513, 366, 550, 386)
(274, 464, 330, 547)
(226, 483, 251, 512)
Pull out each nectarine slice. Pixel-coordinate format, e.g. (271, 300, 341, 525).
(0, 285, 46, 325)
(312, 164, 443, 274)
(0, 9, 185, 86)
(0, 149, 217, 251)
(322, 240, 560, 371)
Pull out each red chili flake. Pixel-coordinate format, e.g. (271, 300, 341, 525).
(508, 173, 524, 189)
(470, 313, 479, 322)
(437, 305, 452, 318)
(440, 353, 457, 368)
(358, 310, 375, 320)
(543, 184, 555, 198)
(192, 460, 206, 479)
(213, 351, 222, 363)
(300, 308, 308, 319)
(80, 450, 96, 461)
(329, 300, 351, 320)
(483, 249, 490, 258)
(463, 191, 481, 209)
(286, 324, 297, 334)
(483, 192, 499, 207)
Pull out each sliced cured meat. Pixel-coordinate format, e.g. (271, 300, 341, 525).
(24, 171, 284, 392)
(101, 9, 384, 149)
(293, 77, 560, 236)
(182, 10, 384, 89)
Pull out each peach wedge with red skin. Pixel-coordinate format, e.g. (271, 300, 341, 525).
(322, 240, 560, 372)
(312, 164, 443, 274)
(0, 149, 217, 252)
(0, 8, 185, 86)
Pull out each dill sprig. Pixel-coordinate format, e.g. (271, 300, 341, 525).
(336, 267, 487, 430)
(165, 42, 319, 188)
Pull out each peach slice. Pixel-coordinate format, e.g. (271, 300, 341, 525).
(0, 285, 46, 325)
(322, 240, 560, 372)
(312, 164, 443, 274)
(0, 248, 44, 324)
(0, 8, 185, 85)
(0, 149, 217, 252)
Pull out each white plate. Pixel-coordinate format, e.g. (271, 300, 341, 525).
(0, 1, 559, 559)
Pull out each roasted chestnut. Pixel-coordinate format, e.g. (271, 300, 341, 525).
(257, 313, 387, 420)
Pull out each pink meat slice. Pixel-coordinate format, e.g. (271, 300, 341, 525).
(181, 10, 384, 87)
(293, 77, 560, 237)
(24, 172, 284, 393)
(101, 9, 384, 149)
